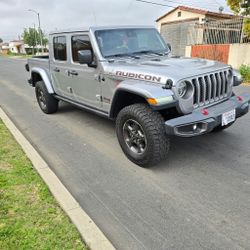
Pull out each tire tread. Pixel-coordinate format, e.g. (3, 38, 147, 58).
(116, 103, 170, 167)
(35, 81, 58, 114)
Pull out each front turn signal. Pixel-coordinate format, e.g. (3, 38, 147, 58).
(147, 98, 158, 105)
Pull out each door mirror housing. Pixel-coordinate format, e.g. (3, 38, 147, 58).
(78, 50, 93, 65)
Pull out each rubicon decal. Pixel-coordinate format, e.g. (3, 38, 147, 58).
(116, 71, 161, 83)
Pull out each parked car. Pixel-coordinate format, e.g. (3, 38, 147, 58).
(26, 26, 250, 167)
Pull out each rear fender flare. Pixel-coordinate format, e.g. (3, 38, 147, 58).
(31, 67, 54, 94)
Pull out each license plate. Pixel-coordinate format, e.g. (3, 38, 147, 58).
(222, 109, 236, 126)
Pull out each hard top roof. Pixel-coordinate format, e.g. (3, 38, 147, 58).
(49, 25, 155, 35)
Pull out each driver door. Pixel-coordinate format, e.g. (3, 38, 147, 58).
(67, 33, 102, 108)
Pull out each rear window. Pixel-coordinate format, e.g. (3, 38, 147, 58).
(53, 36, 67, 61)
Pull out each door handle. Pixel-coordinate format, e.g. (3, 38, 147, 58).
(53, 68, 60, 73)
(68, 70, 78, 76)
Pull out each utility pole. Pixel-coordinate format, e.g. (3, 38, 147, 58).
(33, 23, 37, 55)
(28, 9, 44, 54)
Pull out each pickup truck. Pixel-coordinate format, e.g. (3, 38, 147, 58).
(26, 25, 250, 167)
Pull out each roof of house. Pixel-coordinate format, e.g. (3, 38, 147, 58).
(156, 5, 237, 22)
(0, 42, 9, 46)
(10, 40, 24, 43)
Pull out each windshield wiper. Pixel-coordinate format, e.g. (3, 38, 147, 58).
(106, 53, 140, 59)
(133, 50, 170, 56)
(132, 50, 164, 56)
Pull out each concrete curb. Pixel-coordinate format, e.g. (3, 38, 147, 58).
(0, 107, 115, 250)
(243, 82, 250, 87)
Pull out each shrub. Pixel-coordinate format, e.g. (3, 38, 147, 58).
(7, 51, 15, 56)
(239, 64, 250, 82)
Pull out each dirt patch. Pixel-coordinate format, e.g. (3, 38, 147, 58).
(0, 162, 12, 170)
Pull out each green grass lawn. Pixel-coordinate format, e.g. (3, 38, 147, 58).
(0, 120, 88, 250)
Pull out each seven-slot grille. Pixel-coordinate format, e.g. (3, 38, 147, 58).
(192, 70, 232, 108)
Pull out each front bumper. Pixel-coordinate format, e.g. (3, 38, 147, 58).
(165, 93, 250, 137)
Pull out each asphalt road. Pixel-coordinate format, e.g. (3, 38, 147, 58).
(1, 56, 250, 250)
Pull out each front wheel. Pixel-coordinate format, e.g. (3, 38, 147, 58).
(116, 104, 170, 167)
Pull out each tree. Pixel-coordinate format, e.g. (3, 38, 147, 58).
(244, 17, 250, 37)
(22, 27, 48, 54)
(227, 0, 250, 15)
(227, 0, 250, 39)
(0, 38, 3, 43)
(40, 30, 48, 48)
(22, 28, 39, 54)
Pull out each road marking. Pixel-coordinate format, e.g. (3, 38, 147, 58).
(0, 107, 115, 250)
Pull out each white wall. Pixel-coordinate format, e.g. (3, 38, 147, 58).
(157, 9, 205, 31)
(228, 44, 250, 69)
(185, 45, 192, 57)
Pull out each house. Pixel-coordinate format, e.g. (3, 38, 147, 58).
(8, 40, 26, 54)
(0, 42, 10, 54)
(156, 6, 239, 56)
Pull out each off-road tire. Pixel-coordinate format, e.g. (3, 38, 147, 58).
(116, 103, 170, 167)
(35, 81, 58, 114)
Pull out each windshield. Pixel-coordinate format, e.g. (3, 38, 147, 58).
(95, 28, 169, 58)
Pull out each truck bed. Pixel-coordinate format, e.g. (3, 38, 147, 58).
(28, 55, 50, 73)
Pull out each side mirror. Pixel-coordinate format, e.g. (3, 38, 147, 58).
(78, 50, 93, 65)
(167, 43, 172, 52)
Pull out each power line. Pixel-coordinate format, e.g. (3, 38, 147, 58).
(135, 0, 175, 8)
(136, 0, 226, 11)
(162, 0, 225, 8)
(162, 0, 230, 12)
(213, 0, 222, 7)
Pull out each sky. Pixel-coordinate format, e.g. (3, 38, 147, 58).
(0, 0, 232, 42)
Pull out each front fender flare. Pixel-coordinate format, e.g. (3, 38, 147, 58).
(114, 79, 174, 99)
(109, 80, 176, 118)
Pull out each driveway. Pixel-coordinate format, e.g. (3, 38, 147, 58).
(0, 56, 250, 250)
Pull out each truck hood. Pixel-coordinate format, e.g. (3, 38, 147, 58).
(105, 56, 230, 85)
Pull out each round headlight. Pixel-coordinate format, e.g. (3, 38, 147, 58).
(178, 81, 187, 98)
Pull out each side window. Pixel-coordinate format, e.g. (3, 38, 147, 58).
(53, 36, 67, 61)
(71, 35, 92, 63)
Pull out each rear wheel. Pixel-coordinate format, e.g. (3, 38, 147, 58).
(35, 81, 58, 114)
(116, 103, 170, 167)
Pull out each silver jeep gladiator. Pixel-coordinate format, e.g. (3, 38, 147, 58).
(26, 25, 250, 167)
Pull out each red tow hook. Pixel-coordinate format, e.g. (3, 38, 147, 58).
(237, 96, 243, 102)
(201, 108, 209, 116)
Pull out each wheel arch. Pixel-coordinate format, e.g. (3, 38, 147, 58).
(31, 67, 54, 94)
(109, 89, 148, 119)
(109, 79, 176, 119)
